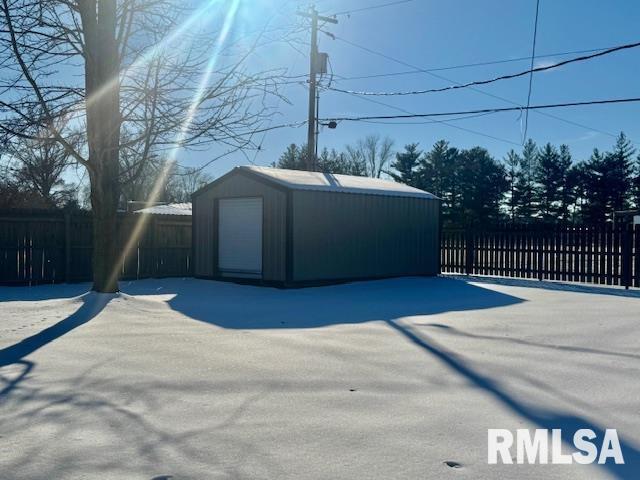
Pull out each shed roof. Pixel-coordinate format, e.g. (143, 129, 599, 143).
(229, 166, 438, 199)
(134, 202, 192, 215)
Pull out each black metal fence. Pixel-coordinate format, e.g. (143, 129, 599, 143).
(441, 224, 640, 288)
(0, 210, 192, 285)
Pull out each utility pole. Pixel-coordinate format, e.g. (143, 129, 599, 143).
(297, 6, 337, 171)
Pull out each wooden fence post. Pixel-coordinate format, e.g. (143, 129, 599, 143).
(465, 228, 474, 275)
(537, 228, 544, 281)
(64, 213, 71, 283)
(151, 216, 157, 278)
(621, 223, 633, 290)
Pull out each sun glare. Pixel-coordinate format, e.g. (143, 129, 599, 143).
(108, 0, 242, 289)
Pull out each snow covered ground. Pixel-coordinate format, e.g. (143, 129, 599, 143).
(1, 276, 639, 479)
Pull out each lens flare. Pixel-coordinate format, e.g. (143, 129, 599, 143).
(84, 0, 225, 112)
(108, 0, 241, 289)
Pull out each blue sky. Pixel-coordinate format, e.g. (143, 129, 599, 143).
(187, 0, 639, 178)
(45, 0, 636, 183)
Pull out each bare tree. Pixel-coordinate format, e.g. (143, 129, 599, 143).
(6, 126, 80, 207)
(165, 166, 213, 203)
(119, 159, 211, 205)
(345, 134, 395, 178)
(0, 0, 293, 291)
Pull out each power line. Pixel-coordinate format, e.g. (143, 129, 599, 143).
(523, 0, 541, 143)
(321, 97, 640, 122)
(326, 32, 634, 143)
(327, 45, 631, 82)
(334, 87, 522, 146)
(358, 112, 498, 125)
(331, 0, 415, 17)
(324, 40, 640, 96)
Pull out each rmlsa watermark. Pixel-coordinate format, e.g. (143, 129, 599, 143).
(488, 429, 625, 465)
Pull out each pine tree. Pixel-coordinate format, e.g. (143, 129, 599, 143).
(578, 133, 635, 222)
(633, 152, 640, 209)
(418, 140, 456, 198)
(606, 132, 635, 212)
(457, 147, 508, 226)
(578, 149, 608, 223)
(557, 145, 577, 222)
(534, 143, 561, 221)
(318, 147, 366, 176)
(503, 149, 521, 221)
(390, 143, 421, 186)
(273, 144, 307, 170)
(273, 143, 366, 175)
(533, 143, 574, 222)
(513, 139, 537, 222)
(418, 140, 460, 223)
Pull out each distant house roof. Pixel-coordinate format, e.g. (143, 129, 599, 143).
(194, 166, 438, 199)
(134, 202, 192, 216)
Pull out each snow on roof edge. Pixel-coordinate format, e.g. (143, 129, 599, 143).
(240, 166, 440, 200)
(134, 202, 192, 215)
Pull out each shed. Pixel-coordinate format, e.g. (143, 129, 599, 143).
(192, 166, 441, 286)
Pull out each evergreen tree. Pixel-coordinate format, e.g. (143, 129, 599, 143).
(558, 145, 578, 222)
(633, 152, 640, 209)
(578, 133, 635, 222)
(534, 143, 560, 221)
(318, 147, 366, 176)
(418, 140, 460, 223)
(606, 132, 635, 211)
(456, 147, 508, 226)
(578, 149, 609, 223)
(273, 143, 366, 176)
(273, 144, 307, 170)
(419, 140, 457, 198)
(533, 143, 574, 222)
(503, 149, 521, 221)
(513, 139, 537, 221)
(389, 143, 421, 186)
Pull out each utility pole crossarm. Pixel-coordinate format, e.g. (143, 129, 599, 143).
(296, 11, 338, 24)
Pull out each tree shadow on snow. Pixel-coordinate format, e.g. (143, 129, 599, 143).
(421, 323, 640, 361)
(0, 282, 92, 302)
(122, 276, 522, 330)
(122, 276, 640, 477)
(0, 292, 111, 400)
(387, 319, 640, 479)
(445, 274, 640, 299)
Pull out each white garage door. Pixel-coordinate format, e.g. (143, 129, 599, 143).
(218, 197, 263, 276)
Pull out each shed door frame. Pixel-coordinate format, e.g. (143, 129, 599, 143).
(217, 196, 263, 278)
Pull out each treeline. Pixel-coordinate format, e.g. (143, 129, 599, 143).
(275, 133, 640, 226)
(0, 132, 212, 210)
(273, 134, 394, 178)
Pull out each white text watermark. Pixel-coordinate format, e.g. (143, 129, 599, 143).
(487, 429, 624, 465)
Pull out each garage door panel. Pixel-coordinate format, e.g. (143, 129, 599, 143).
(218, 197, 262, 275)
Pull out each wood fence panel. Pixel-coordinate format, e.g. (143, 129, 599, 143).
(0, 210, 192, 285)
(440, 223, 638, 289)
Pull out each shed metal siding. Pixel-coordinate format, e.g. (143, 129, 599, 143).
(193, 173, 287, 281)
(291, 190, 440, 282)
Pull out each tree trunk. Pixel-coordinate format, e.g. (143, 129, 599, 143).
(81, 0, 121, 292)
(91, 179, 119, 292)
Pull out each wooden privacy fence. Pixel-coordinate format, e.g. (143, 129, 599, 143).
(441, 224, 640, 288)
(0, 210, 192, 285)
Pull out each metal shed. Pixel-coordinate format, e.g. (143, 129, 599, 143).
(192, 166, 441, 286)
